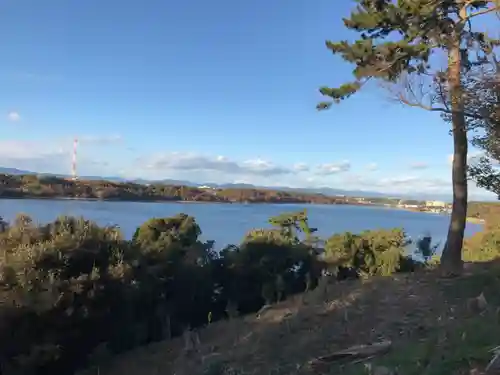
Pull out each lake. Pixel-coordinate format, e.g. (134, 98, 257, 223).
(0, 199, 483, 248)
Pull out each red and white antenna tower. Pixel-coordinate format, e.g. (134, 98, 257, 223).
(72, 138, 78, 181)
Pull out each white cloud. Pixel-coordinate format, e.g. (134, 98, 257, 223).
(293, 163, 310, 172)
(409, 162, 428, 170)
(242, 158, 292, 176)
(316, 160, 351, 175)
(341, 174, 431, 192)
(134, 152, 492, 198)
(336, 172, 495, 200)
(378, 176, 422, 186)
(139, 152, 294, 177)
(0, 140, 68, 172)
(0, 137, 121, 175)
(366, 163, 378, 171)
(7, 111, 20, 122)
(88, 159, 110, 167)
(0, 138, 493, 200)
(0, 140, 65, 160)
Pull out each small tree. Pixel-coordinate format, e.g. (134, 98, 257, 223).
(268, 210, 318, 244)
(318, 0, 499, 275)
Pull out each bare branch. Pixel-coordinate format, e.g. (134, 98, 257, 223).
(388, 72, 492, 120)
(397, 93, 449, 112)
(399, 95, 492, 119)
(434, 72, 452, 112)
(381, 58, 500, 124)
(465, 4, 500, 21)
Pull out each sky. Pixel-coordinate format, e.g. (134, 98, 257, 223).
(0, 0, 497, 200)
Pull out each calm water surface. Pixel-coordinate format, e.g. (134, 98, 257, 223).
(0, 199, 482, 248)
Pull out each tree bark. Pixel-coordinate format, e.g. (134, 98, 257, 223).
(440, 40, 468, 276)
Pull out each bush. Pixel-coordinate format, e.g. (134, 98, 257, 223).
(0, 213, 218, 374)
(0, 210, 436, 374)
(323, 228, 416, 277)
(132, 213, 202, 251)
(0, 215, 133, 374)
(463, 222, 500, 262)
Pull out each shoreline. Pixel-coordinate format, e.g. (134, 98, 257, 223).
(388, 205, 485, 225)
(0, 197, 488, 224)
(465, 217, 486, 224)
(0, 196, 231, 204)
(0, 196, 370, 206)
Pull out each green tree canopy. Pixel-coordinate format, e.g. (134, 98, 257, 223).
(132, 214, 201, 250)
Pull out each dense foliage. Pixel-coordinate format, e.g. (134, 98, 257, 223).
(0, 210, 429, 374)
(466, 62, 500, 196)
(323, 228, 413, 277)
(0, 174, 350, 205)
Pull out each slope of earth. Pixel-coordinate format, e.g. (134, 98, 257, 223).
(80, 261, 500, 375)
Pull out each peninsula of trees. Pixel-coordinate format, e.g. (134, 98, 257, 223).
(0, 173, 371, 205)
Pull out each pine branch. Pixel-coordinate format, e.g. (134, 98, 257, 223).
(319, 0, 498, 112)
(318, 42, 434, 109)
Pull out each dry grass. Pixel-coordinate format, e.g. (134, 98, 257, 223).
(78, 260, 500, 375)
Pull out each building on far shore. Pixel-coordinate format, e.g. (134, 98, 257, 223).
(425, 200, 447, 208)
(353, 197, 367, 203)
(424, 200, 452, 214)
(397, 199, 421, 209)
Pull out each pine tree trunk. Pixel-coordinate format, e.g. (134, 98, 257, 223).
(440, 41, 468, 276)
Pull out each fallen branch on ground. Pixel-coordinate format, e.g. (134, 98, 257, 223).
(308, 340, 392, 370)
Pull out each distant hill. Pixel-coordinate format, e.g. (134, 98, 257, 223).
(147, 178, 200, 186)
(0, 166, 454, 201)
(0, 167, 34, 175)
(212, 183, 437, 201)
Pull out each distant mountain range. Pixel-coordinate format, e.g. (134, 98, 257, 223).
(0, 166, 453, 201)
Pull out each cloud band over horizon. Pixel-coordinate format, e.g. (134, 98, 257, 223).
(0, 137, 495, 200)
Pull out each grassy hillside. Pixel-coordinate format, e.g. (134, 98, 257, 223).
(1, 204, 499, 375)
(82, 261, 500, 375)
(76, 204, 500, 375)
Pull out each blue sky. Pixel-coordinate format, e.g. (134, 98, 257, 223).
(0, 0, 496, 199)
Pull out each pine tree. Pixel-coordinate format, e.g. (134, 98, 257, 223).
(318, 0, 499, 276)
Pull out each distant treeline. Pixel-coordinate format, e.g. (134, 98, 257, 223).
(0, 173, 355, 204)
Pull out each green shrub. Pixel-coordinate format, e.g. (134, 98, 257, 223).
(323, 228, 414, 277)
(0, 215, 133, 373)
(463, 222, 500, 262)
(0, 209, 445, 374)
(243, 228, 291, 245)
(132, 213, 201, 251)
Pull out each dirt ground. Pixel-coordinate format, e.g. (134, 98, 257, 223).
(81, 261, 500, 375)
